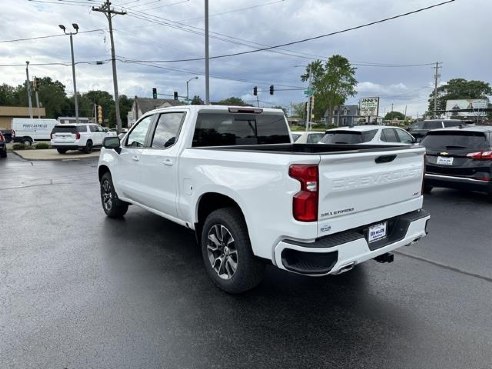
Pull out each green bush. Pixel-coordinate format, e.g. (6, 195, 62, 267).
(35, 143, 50, 150)
(12, 143, 26, 150)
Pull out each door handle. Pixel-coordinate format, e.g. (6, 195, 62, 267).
(162, 159, 174, 166)
(132, 155, 139, 161)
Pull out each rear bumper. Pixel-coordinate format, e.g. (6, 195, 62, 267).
(425, 173, 492, 194)
(273, 209, 430, 276)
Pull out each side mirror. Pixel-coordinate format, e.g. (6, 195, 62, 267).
(103, 136, 121, 154)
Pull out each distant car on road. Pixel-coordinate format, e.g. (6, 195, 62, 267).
(51, 123, 110, 154)
(0, 131, 7, 158)
(291, 131, 325, 144)
(407, 119, 463, 141)
(320, 125, 416, 145)
(420, 125, 492, 198)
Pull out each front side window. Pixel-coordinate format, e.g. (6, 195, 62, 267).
(307, 133, 324, 144)
(126, 115, 153, 148)
(151, 112, 186, 149)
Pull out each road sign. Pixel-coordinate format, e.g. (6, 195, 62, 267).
(304, 88, 313, 97)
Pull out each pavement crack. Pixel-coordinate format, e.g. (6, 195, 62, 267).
(396, 251, 492, 283)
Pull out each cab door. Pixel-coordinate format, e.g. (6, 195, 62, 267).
(115, 114, 155, 203)
(137, 111, 187, 218)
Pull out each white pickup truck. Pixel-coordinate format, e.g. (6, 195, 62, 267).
(98, 105, 430, 293)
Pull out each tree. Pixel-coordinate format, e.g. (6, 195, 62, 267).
(272, 105, 288, 115)
(384, 111, 406, 121)
(32, 77, 70, 118)
(427, 78, 492, 118)
(215, 97, 249, 106)
(291, 102, 306, 120)
(301, 55, 357, 125)
(191, 95, 204, 105)
(0, 84, 16, 106)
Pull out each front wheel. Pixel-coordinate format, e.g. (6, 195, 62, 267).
(423, 184, 433, 194)
(201, 207, 265, 294)
(100, 172, 128, 218)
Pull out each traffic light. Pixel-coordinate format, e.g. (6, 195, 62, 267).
(152, 87, 157, 99)
(97, 105, 103, 124)
(269, 85, 274, 95)
(309, 95, 315, 111)
(174, 91, 178, 100)
(253, 86, 257, 96)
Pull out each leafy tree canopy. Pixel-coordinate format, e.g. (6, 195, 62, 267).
(215, 97, 249, 106)
(301, 55, 357, 124)
(191, 95, 204, 105)
(384, 111, 406, 120)
(427, 78, 492, 117)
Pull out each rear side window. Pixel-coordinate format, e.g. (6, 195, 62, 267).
(320, 129, 377, 144)
(307, 133, 324, 144)
(443, 121, 461, 128)
(192, 112, 290, 147)
(151, 112, 186, 149)
(77, 125, 88, 133)
(422, 121, 443, 129)
(421, 132, 488, 150)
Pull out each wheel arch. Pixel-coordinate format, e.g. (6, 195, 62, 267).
(98, 165, 110, 182)
(195, 192, 247, 243)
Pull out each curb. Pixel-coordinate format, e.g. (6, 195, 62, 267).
(12, 149, 100, 161)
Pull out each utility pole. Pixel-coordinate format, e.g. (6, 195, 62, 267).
(204, 0, 210, 104)
(25, 61, 33, 119)
(93, 1, 126, 133)
(433, 62, 441, 118)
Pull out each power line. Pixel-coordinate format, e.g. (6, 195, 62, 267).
(125, 0, 456, 63)
(0, 29, 104, 43)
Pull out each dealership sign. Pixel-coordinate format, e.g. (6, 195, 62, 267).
(359, 97, 379, 117)
(445, 99, 488, 117)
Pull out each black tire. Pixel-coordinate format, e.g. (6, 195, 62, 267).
(57, 148, 67, 154)
(84, 140, 93, 154)
(201, 207, 265, 294)
(100, 172, 128, 218)
(0, 151, 6, 158)
(423, 184, 433, 194)
(23, 138, 32, 146)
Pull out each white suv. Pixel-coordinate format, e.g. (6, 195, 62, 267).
(51, 123, 109, 154)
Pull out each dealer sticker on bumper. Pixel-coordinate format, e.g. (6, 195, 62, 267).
(368, 222, 387, 243)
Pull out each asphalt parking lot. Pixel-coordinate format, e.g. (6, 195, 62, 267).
(1, 153, 491, 369)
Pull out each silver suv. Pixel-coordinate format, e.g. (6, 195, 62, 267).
(51, 123, 109, 154)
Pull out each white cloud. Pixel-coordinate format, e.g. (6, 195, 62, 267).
(1, 0, 490, 118)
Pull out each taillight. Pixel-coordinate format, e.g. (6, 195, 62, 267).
(289, 164, 318, 222)
(75, 132, 80, 140)
(466, 151, 492, 160)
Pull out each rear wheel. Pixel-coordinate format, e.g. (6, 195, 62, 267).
(201, 207, 265, 294)
(23, 138, 32, 146)
(100, 172, 128, 218)
(84, 140, 93, 154)
(57, 148, 67, 154)
(0, 150, 6, 158)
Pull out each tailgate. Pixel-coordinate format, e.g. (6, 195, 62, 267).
(52, 132, 76, 143)
(318, 147, 424, 230)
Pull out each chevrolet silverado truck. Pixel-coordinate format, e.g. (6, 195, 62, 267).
(98, 105, 430, 293)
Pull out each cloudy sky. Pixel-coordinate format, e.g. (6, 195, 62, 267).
(1, 0, 490, 118)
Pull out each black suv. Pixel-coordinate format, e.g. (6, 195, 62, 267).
(420, 126, 492, 198)
(408, 119, 463, 141)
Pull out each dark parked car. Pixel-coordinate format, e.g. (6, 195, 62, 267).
(0, 129, 14, 143)
(408, 119, 463, 141)
(0, 131, 7, 158)
(420, 126, 492, 198)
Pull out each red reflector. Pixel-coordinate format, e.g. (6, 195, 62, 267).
(289, 164, 319, 222)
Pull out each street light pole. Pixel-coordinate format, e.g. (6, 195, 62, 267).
(186, 76, 198, 104)
(60, 24, 79, 123)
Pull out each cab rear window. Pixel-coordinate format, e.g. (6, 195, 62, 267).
(192, 112, 290, 147)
